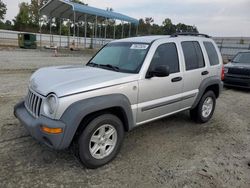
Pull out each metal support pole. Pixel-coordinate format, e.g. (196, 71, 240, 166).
(136, 24, 139, 36)
(113, 21, 116, 39)
(220, 39, 224, 52)
(129, 23, 131, 37)
(84, 15, 87, 48)
(73, 13, 76, 38)
(59, 19, 62, 48)
(77, 23, 80, 48)
(99, 23, 102, 45)
(91, 23, 94, 49)
(73, 11, 76, 47)
(68, 20, 70, 48)
(95, 16, 98, 48)
(49, 17, 52, 47)
(39, 16, 42, 50)
(104, 18, 107, 43)
(121, 21, 124, 38)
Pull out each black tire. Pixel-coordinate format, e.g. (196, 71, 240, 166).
(190, 90, 216, 123)
(77, 114, 124, 169)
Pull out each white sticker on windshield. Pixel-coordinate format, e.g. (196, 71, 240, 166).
(130, 44, 149, 50)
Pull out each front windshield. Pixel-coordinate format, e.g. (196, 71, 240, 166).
(87, 42, 150, 73)
(233, 52, 250, 64)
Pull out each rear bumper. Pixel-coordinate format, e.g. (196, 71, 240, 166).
(224, 74, 250, 89)
(14, 101, 66, 149)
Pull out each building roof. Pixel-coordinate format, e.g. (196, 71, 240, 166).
(40, 0, 139, 24)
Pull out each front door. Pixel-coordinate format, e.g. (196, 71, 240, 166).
(137, 42, 183, 124)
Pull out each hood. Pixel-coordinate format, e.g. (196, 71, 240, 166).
(225, 62, 250, 69)
(30, 65, 138, 97)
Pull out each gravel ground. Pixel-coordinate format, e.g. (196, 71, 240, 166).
(0, 48, 250, 188)
(0, 48, 93, 71)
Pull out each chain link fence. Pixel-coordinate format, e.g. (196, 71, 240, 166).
(1, 30, 250, 60)
(213, 37, 250, 62)
(0, 29, 112, 49)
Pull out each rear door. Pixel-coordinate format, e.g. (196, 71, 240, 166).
(180, 40, 209, 108)
(202, 41, 221, 77)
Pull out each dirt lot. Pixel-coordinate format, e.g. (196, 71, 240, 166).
(0, 48, 250, 188)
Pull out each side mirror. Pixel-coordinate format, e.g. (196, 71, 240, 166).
(146, 65, 170, 78)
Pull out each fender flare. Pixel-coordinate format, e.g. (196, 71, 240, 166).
(59, 94, 135, 148)
(191, 76, 223, 109)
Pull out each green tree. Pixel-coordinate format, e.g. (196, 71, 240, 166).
(176, 23, 198, 33)
(151, 24, 163, 35)
(4, 20, 13, 30)
(106, 7, 115, 26)
(138, 18, 147, 36)
(106, 7, 113, 11)
(13, 0, 50, 32)
(29, 0, 40, 28)
(30, 0, 50, 28)
(162, 18, 176, 34)
(137, 17, 199, 37)
(0, 0, 7, 21)
(145, 17, 154, 34)
(13, 2, 30, 31)
(0, 1, 12, 30)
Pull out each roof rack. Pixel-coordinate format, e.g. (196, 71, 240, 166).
(171, 32, 210, 38)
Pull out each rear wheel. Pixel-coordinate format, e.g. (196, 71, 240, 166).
(77, 114, 124, 169)
(190, 91, 216, 123)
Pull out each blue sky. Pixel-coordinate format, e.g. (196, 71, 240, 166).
(3, 0, 250, 37)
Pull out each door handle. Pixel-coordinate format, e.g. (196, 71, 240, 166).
(201, 71, 209, 76)
(171, 77, 182, 82)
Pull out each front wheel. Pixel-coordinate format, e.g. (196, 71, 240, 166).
(77, 114, 124, 169)
(190, 91, 216, 123)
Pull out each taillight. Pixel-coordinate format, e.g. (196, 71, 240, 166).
(221, 65, 225, 80)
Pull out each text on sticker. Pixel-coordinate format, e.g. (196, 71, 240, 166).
(130, 44, 149, 50)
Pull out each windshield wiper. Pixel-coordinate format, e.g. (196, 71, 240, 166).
(99, 64, 120, 72)
(87, 62, 120, 72)
(231, 60, 240, 63)
(87, 62, 99, 67)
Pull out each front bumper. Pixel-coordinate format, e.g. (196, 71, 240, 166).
(14, 101, 66, 149)
(224, 74, 250, 89)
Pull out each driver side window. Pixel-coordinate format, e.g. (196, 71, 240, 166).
(150, 43, 180, 74)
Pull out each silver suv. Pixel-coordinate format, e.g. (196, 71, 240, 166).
(14, 33, 223, 168)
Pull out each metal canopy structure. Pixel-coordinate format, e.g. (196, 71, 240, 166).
(40, 0, 139, 24)
(39, 0, 139, 49)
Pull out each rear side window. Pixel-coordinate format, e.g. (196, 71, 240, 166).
(203, 42, 219, 66)
(150, 43, 179, 74)
(181, 41, 205, 71)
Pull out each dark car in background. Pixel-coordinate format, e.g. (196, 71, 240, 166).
(224, 52, 250, 89)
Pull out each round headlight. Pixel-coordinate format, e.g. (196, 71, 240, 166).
(44, 94, 58, 115)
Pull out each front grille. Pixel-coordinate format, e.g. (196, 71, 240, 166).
(25, 89, 43, 118)
(228, 68, 250, 76)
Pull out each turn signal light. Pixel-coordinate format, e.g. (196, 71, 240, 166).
(41, 126, 63, 134)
